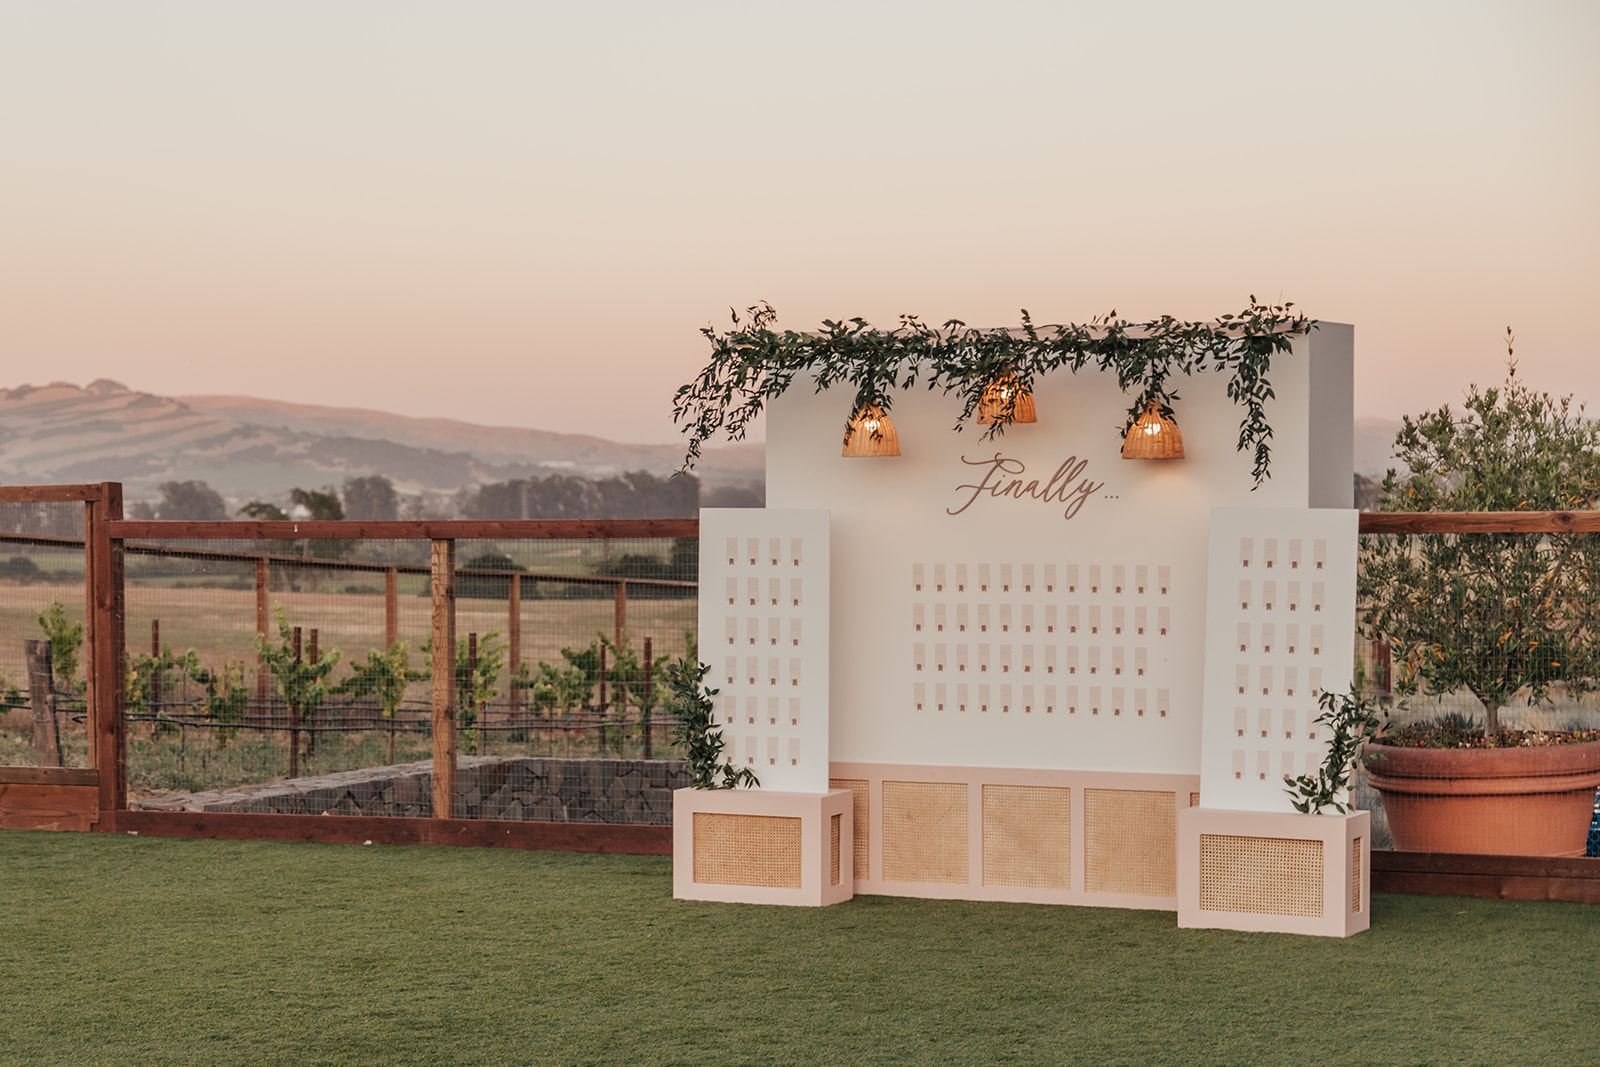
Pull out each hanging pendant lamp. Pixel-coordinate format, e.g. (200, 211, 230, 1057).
(1121, 398, 1185, 460)
(977, 372, 1037, 425)
(842, 403, 900, 457)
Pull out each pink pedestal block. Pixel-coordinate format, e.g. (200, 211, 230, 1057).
(1177, 807, 1370, 937)
(673, 787, 854, 907)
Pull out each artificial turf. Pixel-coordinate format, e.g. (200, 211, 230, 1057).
(1, 831, 1595, 1066)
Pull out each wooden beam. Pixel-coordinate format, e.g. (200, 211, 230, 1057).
(614, 580, 626, 648)
(0, 484, 105, 503)
(25, 639, 60, 766)
(1359, 511, 1600, 535)
(507, 574, 521, 711)
(0, 783, 99, 831)
(385, 566, 399, 649)
(0, 766, 98, 786)
(98, 810, 672, 854)
(1372, 850, 1600, 904)
(107, 518, 700, 541)
(87, 482, 126, 813)
(431, 539, 457, 819)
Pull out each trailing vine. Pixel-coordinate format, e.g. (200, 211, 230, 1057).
(1284, 690, 1384, 814)
(674, 298, 1312, 487)
(664, 658, 759, 790)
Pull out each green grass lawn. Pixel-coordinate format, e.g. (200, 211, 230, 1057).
(1, 832, 1596, 1067)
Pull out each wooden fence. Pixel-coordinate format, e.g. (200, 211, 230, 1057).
(1, 485, 1597, 898)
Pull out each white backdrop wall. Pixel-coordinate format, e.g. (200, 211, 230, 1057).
(762, 324, 1354, 775)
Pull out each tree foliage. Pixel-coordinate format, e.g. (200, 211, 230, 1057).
(462, 470, 699, 520)
(342, 476, 399, 521)
(157, 480, 227, 520)
(674, 298, 1312, 488)
(1361, 342, 1600, 736)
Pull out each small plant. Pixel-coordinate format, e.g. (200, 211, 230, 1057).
(37, 599, 85, 694)
(1284, 690, 1384, 814)
(126, 645, 205, 733)
(664, 659, 757, 789)
(333, 641, 427, 763)
(422, 630, 505, 754)
(254, 605, 341, 770)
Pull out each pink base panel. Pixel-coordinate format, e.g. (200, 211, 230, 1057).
(829, 762, 1201, 910)
(1177, 807, 1370, 937)
(672, 788, 854, 907)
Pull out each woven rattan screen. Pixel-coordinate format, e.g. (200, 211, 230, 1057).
(830, 778, 870, 880)
(981, 784, 1070, 889)
(830, 813, 842, 886)
(1198, 834, 1324, 917)
(693, 813, 803, 888)
(1352, 837, 1362, 914)
(881, 780, 968, 885)
(1084, 788, 1177, 896)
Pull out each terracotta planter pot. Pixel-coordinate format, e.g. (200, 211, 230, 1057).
(1364, 739, 1600, 857)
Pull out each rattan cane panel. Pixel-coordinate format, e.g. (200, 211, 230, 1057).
(881, 780, 969, 885)
(692, 813, 803, 889)
(1198, 835, 1324, 917)
(1189, 792, 1201, 807)
(831, 813, 842, 886)
(982, 785, 1070, 889)
(1083, 789, 1177, 896)
(830, 778, 870, 880)
(1352, 837, 1362, 914)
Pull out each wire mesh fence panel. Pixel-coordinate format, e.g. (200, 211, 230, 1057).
(121, 539, 432, 801)
(0, 503, 90, 768)
(452, 538, 696, 781)
(1352, 530, 1600, 856)
(107, 531, 697, 820)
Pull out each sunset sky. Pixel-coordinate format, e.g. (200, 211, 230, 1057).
(2, 1, 1595, 444)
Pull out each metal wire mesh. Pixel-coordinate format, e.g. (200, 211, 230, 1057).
(0, 503, 90, 768)
(0, 520, 698, 818)
(1352, 530, 1600, 855)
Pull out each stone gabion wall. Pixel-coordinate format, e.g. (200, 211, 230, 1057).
(131, 756, 691, 825)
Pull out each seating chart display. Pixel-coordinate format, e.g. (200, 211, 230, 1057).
(1198, 508, 1359, 812)
(698, 508, 832, 793)
(908, 559, 1176, 724)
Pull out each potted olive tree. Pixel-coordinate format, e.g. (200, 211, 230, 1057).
(1361, 341, 1600, 856)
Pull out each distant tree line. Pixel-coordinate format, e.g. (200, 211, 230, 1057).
(89, 469, 754, 528)
(459, 471, 699, 520)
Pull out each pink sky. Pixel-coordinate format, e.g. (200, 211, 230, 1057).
(2, 1, 1595, 444)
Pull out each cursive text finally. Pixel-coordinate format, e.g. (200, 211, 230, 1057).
(947, 453, 1105, 522)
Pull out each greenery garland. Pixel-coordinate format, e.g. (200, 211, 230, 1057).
(673, 297, 1313, 487)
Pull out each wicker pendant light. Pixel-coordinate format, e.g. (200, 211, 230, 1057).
(842, 404, 900, 457)
(1121, 399, 1185, 460)
(977, 372, 1037, 425)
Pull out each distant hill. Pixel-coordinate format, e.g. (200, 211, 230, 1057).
(0, 380, 762, 507)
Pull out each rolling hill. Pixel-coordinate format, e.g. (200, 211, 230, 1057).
(0, 380, 762, 507)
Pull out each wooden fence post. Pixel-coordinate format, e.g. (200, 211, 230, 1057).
(25, 639, 61, 766)
(507, 573, 522, 712)
(150, 619, 161, 712)
(614, 579, 626, 649)
(256, 557, 270, 704)
(385, 566, 399, 650)
(431, 539, 457, 819)
(289, 626, 302, 779)
(88, 481, 126, 813)
(642, 636, 653, 760)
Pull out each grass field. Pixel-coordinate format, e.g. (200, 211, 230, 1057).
(1, 831, 1596, 1066)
